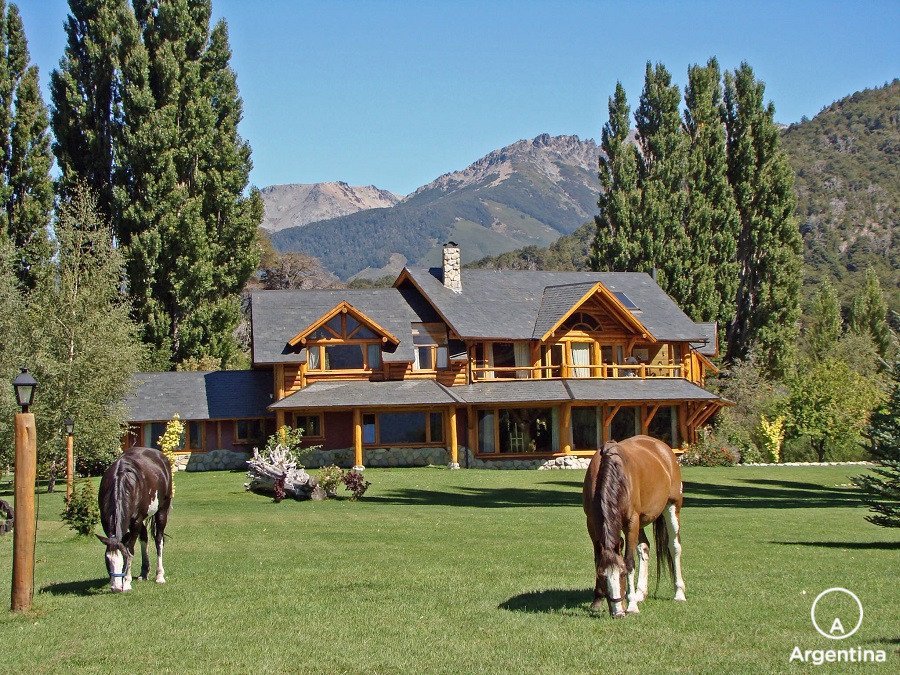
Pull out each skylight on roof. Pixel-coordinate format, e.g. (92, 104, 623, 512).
(613, 291, 639, 310)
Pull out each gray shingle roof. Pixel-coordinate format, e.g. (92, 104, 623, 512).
(563, 378, 721, 402)
(532, 282, 598, 339)
(125, 370, 274, 422)
(269, 379, 461, 409)
(251, 289, 434, 365)
(450, 379, 572, 404)
(402, 268, 704, 342)
(692, 322, 718, 356)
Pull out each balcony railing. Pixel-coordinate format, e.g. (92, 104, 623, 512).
(470, 363, 683, 381)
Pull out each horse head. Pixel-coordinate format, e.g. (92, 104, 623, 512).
(97, 534, 133, 592)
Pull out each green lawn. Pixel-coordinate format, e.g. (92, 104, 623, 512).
(1, 466, 897, 674)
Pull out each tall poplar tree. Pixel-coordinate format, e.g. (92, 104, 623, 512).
(633, 62, 690, 300)
(50, 0, 152, 222)
(724, 63, 802, 378)
(591, 82, 641, 272)
(805, 279, 841, 357)
(0, 1, 53, 289)
(682, 58, 739, 327)
(848, 268, 893, 359)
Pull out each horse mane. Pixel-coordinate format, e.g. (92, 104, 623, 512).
(595, 441, 628, 571)
(106, 459, 139, 541)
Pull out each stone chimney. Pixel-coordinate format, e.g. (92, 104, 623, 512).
(442, 241, 461, 293)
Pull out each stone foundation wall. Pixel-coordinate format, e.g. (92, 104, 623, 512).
(174, 449, 250, 472)
(462, 448, 591, 470)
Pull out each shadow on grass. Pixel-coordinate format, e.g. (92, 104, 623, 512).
(773, 540, 900, 551)
(500, 588, 593, 614)
(368, 485, 580, 508)
(41, 578, 108, 596)
(684, 478, 861, 509)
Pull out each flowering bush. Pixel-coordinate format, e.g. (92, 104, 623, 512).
(758, 415, 786, 463)
(317, 465, 344, 496)
(62, 480, 100, 535)
(341, 469, 371, 500)
(157, 415, 184, 472)
(680, 427, 737, 467)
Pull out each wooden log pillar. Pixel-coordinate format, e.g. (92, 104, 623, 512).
(560, 402, 573, 455)
(467, 405, 477, 459)
(11, 413, 37, 612)
(65, 433, 74, 500)
(275, 409, 285, 429)
(352, 408, 364, 470)
(447, 407, 459, 469)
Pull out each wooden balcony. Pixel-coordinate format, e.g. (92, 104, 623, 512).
(470, 363, 684, 382)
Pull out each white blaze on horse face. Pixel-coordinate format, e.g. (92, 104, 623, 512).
(665, 503, 686, 602)
(147, 490, 159, 518)
(107, 549, 125, 592)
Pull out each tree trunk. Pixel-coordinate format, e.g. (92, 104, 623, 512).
(47, 460, 57, 493)
(815, 440, 826, 463)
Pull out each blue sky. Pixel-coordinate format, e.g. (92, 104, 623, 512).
(19, 1, 900, 196)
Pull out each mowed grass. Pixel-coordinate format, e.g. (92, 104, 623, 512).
(1, 466, 898, 674)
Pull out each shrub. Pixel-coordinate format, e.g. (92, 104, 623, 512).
(265, 425, 312, 466)
(62, 480, 100, 536)
(341, 469, 371, 500)
(317, 465, 344, 496)
(158, 415, 184, 472)
(680, 427, 737, 467)
(758, 415, 786, 463)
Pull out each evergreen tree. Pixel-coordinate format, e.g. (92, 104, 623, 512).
(804, 279, 842, 357)
(633, 62, 690, 300)
(120, 1, 261, 367)
(0, 235, 23, 468)
(50, 0, 152, 221)
(848, 268, 893, 358)
(724, 63, 803, 378)
(591, 82, 641, 272)
(851, 359, 900, 528)
(27, 185, 144, 480)
(0, 2, 53, 289)
(682, 58, 739, 328)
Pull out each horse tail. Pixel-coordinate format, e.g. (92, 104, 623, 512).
(596, 442, 627, 571)
(653, 510, 675, 583)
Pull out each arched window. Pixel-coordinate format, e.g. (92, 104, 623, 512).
(562, 311, 603, 332)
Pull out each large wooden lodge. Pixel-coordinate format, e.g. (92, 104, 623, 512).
(125, 244, 726, 469)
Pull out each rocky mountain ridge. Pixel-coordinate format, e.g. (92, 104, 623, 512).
(260, 181, 401, 232)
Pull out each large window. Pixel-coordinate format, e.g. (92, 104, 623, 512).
(305, 312, 383, 372)
(478, 407, 558, 454)
(292, 413, 323, 438)
(143, 422, 168, 450)
(235, 419, 264, 444)
(609, 406, 640, 441)
(362, 411, 444, 446)
(572, 407, 599, 450)
(648, 406, 678, 447)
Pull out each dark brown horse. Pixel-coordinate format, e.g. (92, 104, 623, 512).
(98, 447, 173, 592)
(583, 435, 685, 617)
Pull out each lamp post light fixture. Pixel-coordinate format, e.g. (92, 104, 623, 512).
(10, 369, 38, 612)
(12, 368, 37, 413)
(64, 418, 75, 500)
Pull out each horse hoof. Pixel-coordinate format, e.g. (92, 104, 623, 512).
(626, 604, 640, 614)
(589, 600, 604, 613)
(633, 591, 646, 602)
(674, 591, 686, 602)
(137, 575, 148, 581)
(156, 576, 166, 584)
(611, 611, 626, 619)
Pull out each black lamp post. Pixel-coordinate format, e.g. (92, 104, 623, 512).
(64, 418, 75, 436)
(12, 368, 37, 413)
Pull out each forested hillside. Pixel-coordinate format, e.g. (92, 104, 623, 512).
(472, 81, 899, 312)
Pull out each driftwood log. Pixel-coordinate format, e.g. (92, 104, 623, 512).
(244, 446, 318, 500)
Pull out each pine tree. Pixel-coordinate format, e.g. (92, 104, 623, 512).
(848, 268, 893, 359)
(0, 2, 53, 289)
(0, 234, 23, 468)
(591, 82, 641, 272)
(851, 359, 900, 528)
(50, 0, 152, 222)
(633, 62, 690, 300)
(682, 58, 740, 328)
(120, 1, 262, 367)
(804, 279, 842, 358)
(26, 185, 144, 479)
(724, 63, 803, 379)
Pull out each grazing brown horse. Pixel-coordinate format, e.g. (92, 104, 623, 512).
(583, 435, 685, 617)
(98, 447, 172, 592)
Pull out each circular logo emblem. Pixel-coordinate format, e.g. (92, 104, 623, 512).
(811, 588, 863, 640)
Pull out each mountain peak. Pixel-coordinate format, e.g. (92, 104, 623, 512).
(260, 182, 402, 232)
